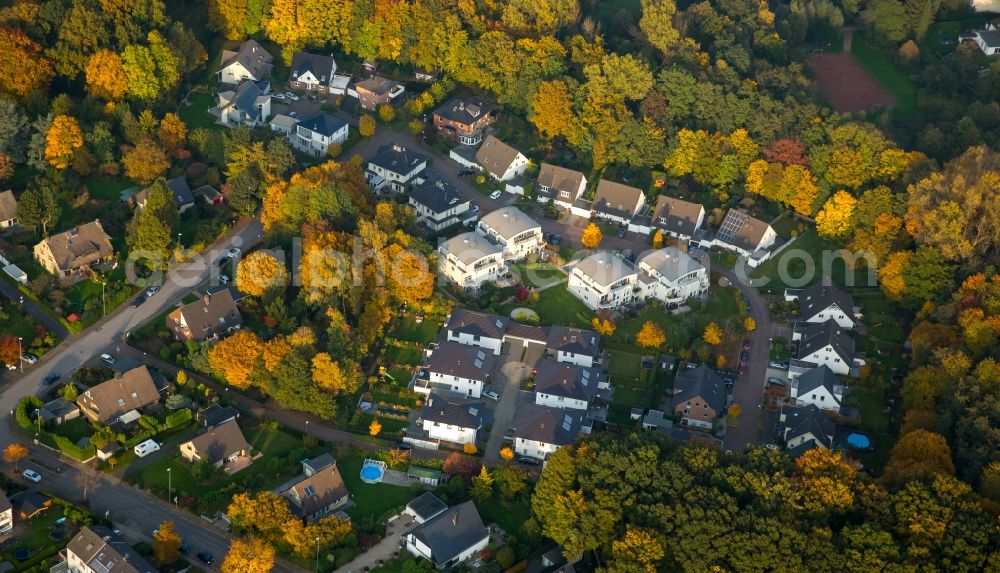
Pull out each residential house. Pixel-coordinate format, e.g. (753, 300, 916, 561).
(134, 176, 195, 214)
(282, 454, 350, 522)
(166, 288, 242, 342)
(513, 403, 588, 461)
(404, 492, 448, 524)
(546, 326, 601, 368)
(194, 185, 224, 206)
(476, 206, 544, 261)
(713, 209, 778, 258)
(778, 404, 836, 457)
(76, 366, 161, 425)
(288, 52, 337, 94)
(217, 40, 273, 84)
(567, 252, 638, 310)
(355, 76, 405, 110)
(672, 365, 726, 431)
(535, 164, 587, 209)
(503, 322, 549, 350)
(419, 342, 493, 398)
(785, 283, 856, 329)
(793, 320, 855, 376)
(409, 176, 472, 231)
(366, 145, 428, 193)
(0, 491, 11, 533)
(217, 80, 271, 127)
(475, 136, 529, 182)
(34, 220, 114, 279)
(973, 29, 1000, 55)
(592, 180, 646, 225)
(405, 500, 490, 568)
(412, 391, 486, 447)
(269, 114, 298, 135)
(432, 96, 497, 145)
(443, 309, 507, 355)
(532, 360, 605, 411)
(414, 69, 440, 82)
(437, 233, 506, 290)
(0, 190, 17, 229)
(64, 526, 157, 573)
(179, 419, 252, 470)
(196, 404, 239, 427)
(790, 365, 845, 413)
(637, 247, 709, 306)
(38, 397, 81, 425)
(10, 492, 51, 520)
(290, 112, 349, 157)
(650, 196, 705, 241)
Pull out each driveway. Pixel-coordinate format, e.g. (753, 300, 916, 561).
(483, 343, 544, 462)
(335, 514, 416, 573)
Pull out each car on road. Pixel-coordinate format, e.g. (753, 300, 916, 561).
(768, 360, 788, 369)
(489, 190, 502, 200)
(742, 340, 751, 351)
(740, 350, 750, 363)
(483, 390, 500, 401)
(284, 91, 299, 101)
(549, 234, 562, 245)
(225, 247, 241, 258)
(288, 111, 299, 119)
(219, 275, 231, 284)
(272, 93, 285, 100)
(112, 529, 122, 536)
(130, 294, 146, 308)
(22, 469, 41, 483)
(134, 439, 161, 458)
(180, 542, 192, 554)
(394, 443, 412, 452)
(43, 373, 60, 385)
(99, 353, 116, 365)
(457, 168, 475, 176)
(21, 353, 37, 364)
(146, 286, 160, 296)
(469, 204, 480, 214)
(197, 552, 214, 565)
(767, 377, 786, 385)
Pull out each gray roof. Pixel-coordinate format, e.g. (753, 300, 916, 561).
(672, 365, 726, 414)
(303, 452, 336, 474)
(410, 179, 468, 215)
(533, 360, 599, 402)
(289, 52, 335, 85)
(183, 419, 250, 464)
(572, 252, 635, 287)
(420, 391, 486, 429)
(197, 404, 239, 427)
(66, 526, 157, 573)
(638, 248, 704, 282)
(797, 320, 855, 363)
(796, 283, 854, 322)
(536, 164, 586, 199)
(0, 190, 16, 222)
(505, 322, 548, 343)
(286, 463, 348, 518)
(426, 342, 493, 381)
(475, 136, 524, 179)
(651, 195, 703, 236)
(433, 96, 498, 126)
(446, 309, 508, 340)
(368, 144, 428, 176)
(546, 326, 601, 357)
(593, 179, 645, 219)
(297, 112, 347, 138)
(979, 29, 1000, 48)
(221, 80, 270, 122)
(780, 404, 835, 450)
(795, 365, 843, 398)
(167, 287, 242, 341)
(137, 176, 194, 208)
(513, 403, 585, 446)
(356, 75, 402, 95)
(479, 206, 540, 240)
(717, 209, 773, 252)
(407, 492, 448, 522)
(409, 500, 489, 567)
(440, 232, 503, 266)
(218, 40, 273, 80)
(38, 219, 114, 273)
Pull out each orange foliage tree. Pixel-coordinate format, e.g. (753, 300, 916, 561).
(0, 28, 54, 97)
(45, 115, 84, 170)
(208, 330, 264, 389)
(85, 50, 128, 101)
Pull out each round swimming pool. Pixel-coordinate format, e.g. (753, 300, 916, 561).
(846, 433, 871, 449)
(360, 462, 385, 484)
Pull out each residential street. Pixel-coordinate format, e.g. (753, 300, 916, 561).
(483, 343, 544, 462)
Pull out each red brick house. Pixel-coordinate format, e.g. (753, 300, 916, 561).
(432, 96, 498, 146)
(355, 76, 405, 110)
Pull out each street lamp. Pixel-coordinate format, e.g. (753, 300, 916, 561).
(17, 337, 21, 372)
(101, 281, 107, 317)
(315, 536, 320, 573)
(167, 467, 172, 505)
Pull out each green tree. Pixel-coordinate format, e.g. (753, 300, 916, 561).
(17, 185, 58, 235)
(861, 0, 909, 44)
(127, 179, 179, 267)
(639, 0, 681, 57)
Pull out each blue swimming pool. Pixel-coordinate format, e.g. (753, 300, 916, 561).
(360, 461, 385, 484)
(846, 433, 871, 449)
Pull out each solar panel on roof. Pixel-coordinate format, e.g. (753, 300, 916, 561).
(495, 319, 503, 328)
(561, 414, 573, 431)
(474, 359, 484, 368)
(468, 407, 479, 416)
(477, 350, 486, 360)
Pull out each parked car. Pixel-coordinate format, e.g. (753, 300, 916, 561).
(21, 353, 37, 364)
(130, 294, 146, 308)
(768, 360, 788, 369)
(146, 286, 160, 296)
(99, 353, 116, 365)
(483, 391, 500, 401)
(219, 275, 231, 284)
(272, 93, 285, 100)
(180, 542, 192, 554)
(489, 190, 502, 200)
(394, 443, 412, 452)
(196, 552, 214, 565)
(742, 340, 752, 351)
(42, 373, 60, 385)
(288, 111, 299, 119)
(738, 363, 748, 376)
(767, 377, 786, 385)
(516, 457, 541, 467)
(740, 350, 750, 363)
(549, 234, 562, 245)
(22, 469, 41, 483)
(226, 247, 241, 258)
(469, 204, 480, 214)
(284, 91, 299, 101)
(134, 439, 161, 458)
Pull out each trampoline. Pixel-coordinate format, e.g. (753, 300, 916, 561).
(846, 433, 871, 450)
(360, 459, 387, 484)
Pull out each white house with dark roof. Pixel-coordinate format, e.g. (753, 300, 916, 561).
(532, 360, 605, 410)
(710, 209, 777, 260)
(567, 252, 638, 310)
(409, 175, 472, 231)
(973, 28, 1000, 55)
(366, 144, 428, 193)
(785, 283, 856, 329)
(637, 247, 709, 305)
(513, 403, 589, 460)
(438, 233, 505, 290)
(290, 112, 348, 157)
(217, 80, 271, 127)
(288, 52, 337, 94)
(790, 365, 845, 413)
(475, 136, 528, 182)
(778, 404, 836, 457)
(418, 341, 493, 398)
(592, 179, 646, 225)
(476, 206, 544, 261)
(412, 391, 486, 446)
(792, 320, 856, 376)
(405, 500, 490, 568)
(672, 365, 726, 430)
(546, 326, 601, 368)
(650, 195, 705, 241)
(405, 492, 448, 524)
(217, 40, 273, 84)
(443, 309, 508, 355)
(535, 163, 587, 209)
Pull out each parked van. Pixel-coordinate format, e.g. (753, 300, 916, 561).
(134, 439, 161, 458)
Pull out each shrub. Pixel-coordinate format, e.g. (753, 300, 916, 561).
(164, 408, 192, 429)
(52, 434, 96, 460)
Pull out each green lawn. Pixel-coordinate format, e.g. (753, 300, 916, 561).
(512, 263, 566, 288)
(851, 37, 918, 119)
(750, 229, 876, 292)
(84, 177, 132, 201)
(246, 427, 303, 456)
(51, 417, 93, 443)
(337, 456, 421, 524)
(388, 316, 440, 345)
(611, 386, 645, 407)
(532, 286, 592, 328)
(607, 351, 642, 382)
(476, 495, 543, 559)
(384, 344, 423, 367)
(921, 18, 988, 56)
(854, 434, 894, 472)
(850, 389, 890, 433)
(179, 90, 221, 131)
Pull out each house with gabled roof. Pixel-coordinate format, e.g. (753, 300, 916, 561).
(0, 190, 17, 229)
(433, 96, 498, 145)
(366, 144, 428, 193)
(418, 341, 494, 398)
(290, 112, 349, 157)
(712, 209, 777, 259)
(411, 391, 486, 447)
(34, 220, 114, 279)
(217, 80, 271, 127)
(179, 419, 252, 471)
(535, 164, 587, 209)
(65, 526, 157, 573)
(405, 500, 490, 568)
(650, 195, 705, 241)
(438, 233, 506, 290)
(135, 176, 195, 214)
(476, 206, 544, 261)
(792, 320, 856, 376)
(217, 40, 273, 84)
(476, 136, 529, 182)
(790, 365, 845, 413)
(76, 366, 161, 425)
(280, 453, 350, 522)
(288, 52, 337, 94)
(443, 309, 508, 355)
(785, 283, 856, 329)
(532, 360, 606, 411)
(778, 404, 836, 457)
(355, 76, 405, 110)
(409, 174, 472, 231)
(546, 326, 601, 368)
(166, 288, 242, 342)
(567, 252, 638, 311)
(405, 492, 448, 524)
(0, 490, 11, 533)
(592, 180, 646, 225)
(637, 247, 709, 306)
(513, 403, 589, 461)
(672, 365, 726, 431)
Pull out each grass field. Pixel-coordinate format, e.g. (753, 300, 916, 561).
(851, 37, 918, 119)
(384, 344, 423, 366)
(84, 177, 132, 201)
(850, 389, 890, 434)
(607, 351, 643, 383)
(179, 90, 221, 131)
(512, 263, 566, 288)
(388, 316, 440, 344)
(338, 455, 420, 524)
(750, 229, 878, 292)
(500, 286, 592, 329)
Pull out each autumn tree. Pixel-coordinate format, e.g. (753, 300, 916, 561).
(45, 115, 83, 170)
(85, 50, 128, 101)
(529, 80, 581, 144)
(744, 317, 756, 332)
(122, 139, 169, 184)
(0, 334, 20, 367)
(591, 313, 615, 336)
(209, 0, 268, 39)
(816, 191, 858, 239)
(359, 114, 376, 137)
(209, 330, 264, 389)
(639, 0, 680, 58)
(0, 28, 54, 97)
(494, 464, 527, 498)
(471, 465, 494, 501)
(500, 447, 515, 462)
(703, 322, 723, 345)
(464, 442, 478, 455)
(611, 526, 665, 573)
(378, 104, 395, 122)
(369, 418, 382, 437)
(636, 321, 666, 349)
(3, 443, 27, 470)
(311, 353, 360, 395)
(651, 230, 664, 248)
(883, 429, 956, 488)
(152, 521, 182, 565)
(221, 537, 274, 573)
(581, 223, 602, 249)
(236, 251, 288, 297)
(158, 113, 188, 151)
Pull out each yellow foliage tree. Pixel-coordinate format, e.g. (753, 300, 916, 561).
(703, 322, 723, 346)
(581, 223, 602, 249)
(369, 418, 382, 437)
(0, 28, 54, 97)
(3, 443, 28, 470)
(635, 321, 666, 349)
(651, 230, 664, 249)
(208, 330, 264, 389)
(611, 527, 664, 573)
(359, 114, 376, 137)
(882, 429, 956, 487)
(815, 191, 858, 239)
(500, 447, 515, 461)
(529, 80, 581, 144)
(878, 251, 911, 300)
(728, 403, 742, 417)
(744, 317, 756, 332)
(591, 317, 615, 336)
(716, 355, 727, 369)
(384, 243, 435, 305)
(235, 251, 288, 297)
(312, 353, 358, 395)
(464, 442, 478, 455)
(158, 113, 187, 151)
(122, 139, 169, 184)
(221, 537, 274, 573)
(45, 115, 84, 169)
(85, 50, 128, 100)
(261, 337, 293, 373)
(794, 449, 857, 514)
(152, 521, 182, 565)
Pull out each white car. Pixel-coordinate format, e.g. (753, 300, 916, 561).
(284, 91, 299, 101)
(99, 353, 116, 365)
(226, 247, 241, 258)
(272, 93, 285, 100)
(489, 190, 502, 200)
(219, 275, 231, 284)
(22, 469, 41, 483)
(483, 391, 500, 401)
(134, 439, 161, 458)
